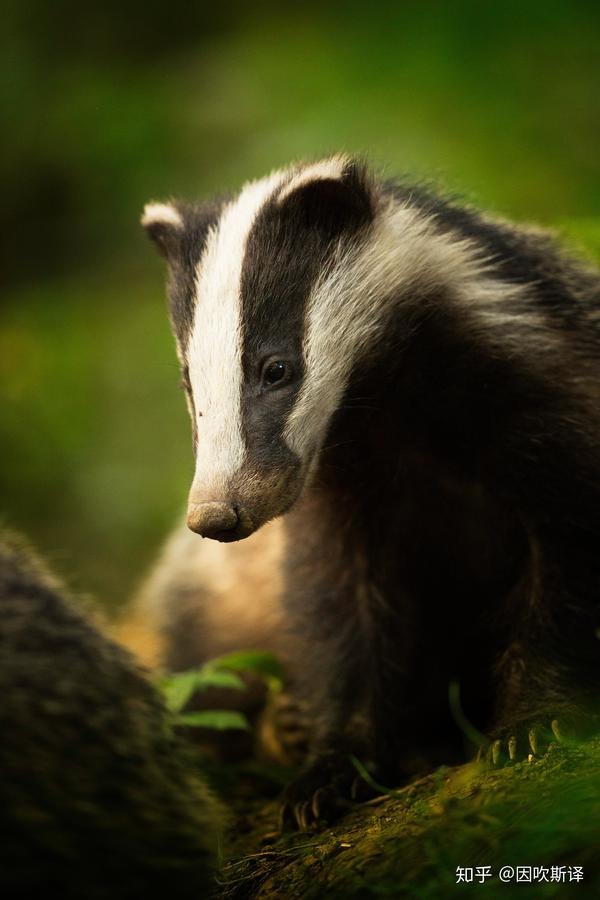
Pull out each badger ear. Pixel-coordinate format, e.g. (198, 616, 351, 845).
(140, 202, 185, 259)
(277, 160, 375, 237)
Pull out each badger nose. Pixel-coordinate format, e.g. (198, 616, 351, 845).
(187, 501, 239, 539)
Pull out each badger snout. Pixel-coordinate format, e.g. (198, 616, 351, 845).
(186, 456, 304, 543)
(186, 500, 255, 542)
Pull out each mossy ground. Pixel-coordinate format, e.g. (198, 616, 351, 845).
(214, 738, 600, 899)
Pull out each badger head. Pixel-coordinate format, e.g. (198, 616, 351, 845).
(142, 157, 377, 541)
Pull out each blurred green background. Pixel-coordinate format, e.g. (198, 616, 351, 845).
(2, 0, 599, 612)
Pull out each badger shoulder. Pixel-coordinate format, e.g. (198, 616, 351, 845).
(384, 179, 600, 327)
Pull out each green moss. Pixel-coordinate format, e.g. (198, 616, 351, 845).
(218, 739, 600, 899)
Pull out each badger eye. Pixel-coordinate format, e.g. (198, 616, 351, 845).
(262, 360, 287, 387)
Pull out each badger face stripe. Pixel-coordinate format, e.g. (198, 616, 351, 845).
(283, 199, 535, 459)
(187, 170, 288, 498)
(146, 157, 566, 544)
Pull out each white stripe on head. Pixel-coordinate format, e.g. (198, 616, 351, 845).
(284, 198, 544, 459)
(187, 169, 288, 498)
(141, 202, 184, 229)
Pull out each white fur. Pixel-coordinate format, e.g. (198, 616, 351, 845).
(276, 155, 349, 204)
(134, 516, 285, 636)
(183, 158, 555, 486)
(284, 197, 550, 459)
(187, 169, 287, 499)
(127, 516, 286, 665)
(141, 202, 183, 229)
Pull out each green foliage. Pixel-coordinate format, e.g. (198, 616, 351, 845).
(349, 754, 412, 800)
(222, 739, 600, 899)
(158, 650, 283, 732)
(210, 649, 285, 690)
(2, 2, 600, 606)
(177, 710, 250, 731)
(159, 668, 247, 715)
(448, 679, 489, 751)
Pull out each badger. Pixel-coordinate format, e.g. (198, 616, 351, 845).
(125, 515, 287, 672)
(0, 531, 223, 895)
(141, 155, 600, 829)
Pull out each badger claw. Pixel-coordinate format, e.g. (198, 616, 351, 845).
(279, 754, 356, 831)
(483, 720, 558, 768)
(528, 727, 540, 756)
(295, 800, 311, 832)
(279, 751, 379, 831)
(491, 739, 504, 767)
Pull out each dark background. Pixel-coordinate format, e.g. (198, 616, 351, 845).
(2, 0, 599, 610)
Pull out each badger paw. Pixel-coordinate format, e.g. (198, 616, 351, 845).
(279, 751, 375, 832)
(478, 715, 590, 769)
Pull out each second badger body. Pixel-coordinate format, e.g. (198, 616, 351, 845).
(142, 156, 600, 827)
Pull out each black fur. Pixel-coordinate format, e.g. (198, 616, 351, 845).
(239, 163, 375, 481)
(277, 181, 600, 823)
(144, 160, 600, 828)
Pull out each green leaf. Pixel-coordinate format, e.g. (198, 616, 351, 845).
(448, 680, 488, 750)
(176, 709, 251, 731)
(349, 755, 407, 800)
(210, 650, 285, 682)
(191, 668, 247, 691)
(158, 666, 247, 713)
(159, 671, 201, 714)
